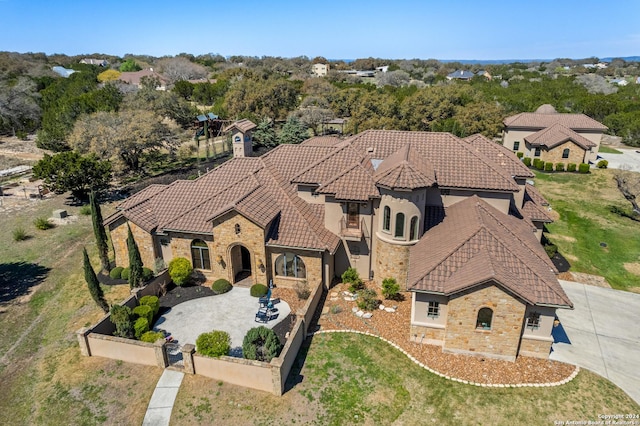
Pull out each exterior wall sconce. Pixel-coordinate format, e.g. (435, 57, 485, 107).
(257, 259, 264, 269)
(216, 255, 223, 264)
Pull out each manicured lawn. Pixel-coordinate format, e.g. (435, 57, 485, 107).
(598, 145, 623, 154)
(534, 169, 640, 290)
(0, 195, 160, 425)
(171, 333, 639, 425)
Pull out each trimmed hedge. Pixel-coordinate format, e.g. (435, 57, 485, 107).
(242, 326, 282, 362)
(133, 304, 153, 325)
(121, 267, 130, 280)
(578, 163, 590, 173)
(212, 278, 232, 295)
(140, 331, 165, 343)
(516, 151, 524, 158)
(110, 267, 124, 279)
(196, 330, 231, 358)
(110, 305, 134, 338)
(544, 162, 553, 171)
(168, 257, 192, 286)
(139, 295, 159, 316)
(134, 317, 149, 339)
(555, 163, 565, 172)
(250, 283, 268, 298)
(567, 163, 577, 172)
(597, 159, 608, 169)
(523, 157, 531, 166)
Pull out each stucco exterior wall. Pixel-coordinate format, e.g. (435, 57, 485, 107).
(440, 190, 512, 215)
(410, 292, 448, 345)
(109, 217, 156, 268)
(193, 354, 273, 393)
(211, 212, 267, 285)
(503, 129, 535, 152)
(443, 283, 526, 361)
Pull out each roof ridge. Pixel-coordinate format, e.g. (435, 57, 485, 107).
(290, 143, 356, 183)
(452, 138, 520, 192)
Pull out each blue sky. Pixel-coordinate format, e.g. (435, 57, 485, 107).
(1, 0, 638, 60)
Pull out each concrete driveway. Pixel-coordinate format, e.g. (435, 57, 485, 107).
(597, 148, 640, 172)
(551, 280, 640, 404)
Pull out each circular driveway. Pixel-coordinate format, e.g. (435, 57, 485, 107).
(597, 148, 640, 172)
(153, 287, 290, 355)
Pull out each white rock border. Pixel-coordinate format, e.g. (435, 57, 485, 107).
(309, 329, 580, 388)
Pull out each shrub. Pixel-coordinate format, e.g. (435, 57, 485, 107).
(250, 283, 268, 298)
(555, 163, 565, 172)
(381, 278, 401, 300)
(168, 257, 192, 286)
(536, 161, 546, 171)
(142, 267, 154, 281)
(532, 158, 541, 169)
(139, 295, 160, 316)
(12, 227, 27, 241)
(516, 151, 524, 158)
(295, 280, 311, 300)
(597, 159, 609, 169)
(133, 304, 153, 324)
(567, 163, 577, 172)
(544, 162, 553, 172)
(79, 205, 92, 215)
(330, 305, 343, 314)
(34, 217, 53, 230)
(523, 157, 531, 167)
(342, 267, 364, 292)
(211, 278, 232, 294)
(134, 317, 149, 339)
(109, 267, 124, 279)
(120, 267, 130, 280)
(196, 330, 231, 358)
(578, 163, 590, 173)
(544, 243, 558, 259)
(140, 331, 165, 343)
(110, 305, 134, 338)
(242, 326, 282, 362)
(357, 289, 379, 311)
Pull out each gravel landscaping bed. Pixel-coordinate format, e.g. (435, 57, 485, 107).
(317, 282, 576, 385)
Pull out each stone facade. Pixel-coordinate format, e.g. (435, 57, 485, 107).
(519, 335, 554, 359)
(109, 217, 156, 268)
(269, 248, 323, 289)
(443, 283, 526, 361)
(537, 141, 587, 166)
(410, 324, 445, 345)
(374, 236, 411, 289)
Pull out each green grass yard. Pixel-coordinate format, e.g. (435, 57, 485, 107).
(534, 169, 640, 290)
(598, 145, 623, 154)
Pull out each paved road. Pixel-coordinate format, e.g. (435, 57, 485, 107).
(551, 281, 640, 405)
(597, 148, 640, 172)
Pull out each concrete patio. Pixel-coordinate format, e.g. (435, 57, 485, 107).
(551, 280, 640, 405)
(153, 287, 291, 356)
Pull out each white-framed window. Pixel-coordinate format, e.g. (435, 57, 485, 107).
(275, 252, 306, 278)
(427, 301, 440, 318)
(526, 312, 541, 330)
(476, 307, 493, 330)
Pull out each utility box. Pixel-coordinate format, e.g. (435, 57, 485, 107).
(53, 209, 68, 219)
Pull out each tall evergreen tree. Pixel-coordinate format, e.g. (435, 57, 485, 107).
(127, 224, 144, 288)
(82, 247, 109, 313)
(90, 191, 110, 271)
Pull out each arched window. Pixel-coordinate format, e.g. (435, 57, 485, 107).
(191, 239, 211, 270)
(394, 213, 405, 238)
(382, 206, 391, 232)
(562, 148, 570, 159)
(476, 307, 493, 330)
(275, 253, 306, 278)
(409, 216, 419, 240)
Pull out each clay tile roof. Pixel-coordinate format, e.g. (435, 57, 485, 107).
(373, 143, 436, 190)
(462, 134, 534, 178)
(524, 123, 597, 150)
(261, 144, 336, 183)
(349, 130, 519, 192)
(408, 196, 571, 308)
(299, 136, 343, 147)
(292, 144, 366, 185)
(317, 164, 379, 201)
(504, 109, 607, 131)
(223, 118, 256, 133)
(521, 184, 553, 223)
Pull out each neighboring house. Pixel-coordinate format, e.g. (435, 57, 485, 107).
(118, 68, 169, 90)
(446, 70, 475, 80)
(610, 78, 628, 86)
(476, 70, 492, 80)
(311, 63, 329, 77)
(503, 104, 607, 165)
(80, 58, 109, 67)
(106, 129, 570, 362)
(224, 119, 256, 158)
(51, 66, 76, 78)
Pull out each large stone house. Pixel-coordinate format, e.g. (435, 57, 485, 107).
(106, 129, 571, 361)
(503, 104, 607, 166)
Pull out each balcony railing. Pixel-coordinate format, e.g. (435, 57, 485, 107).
(339, 217, 369, 241)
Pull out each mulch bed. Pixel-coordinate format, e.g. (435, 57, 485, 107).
(316, 282, 576, 385)
(97, 270, 127, 286)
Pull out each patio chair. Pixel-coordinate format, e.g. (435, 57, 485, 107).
(258, 288, 272, 308)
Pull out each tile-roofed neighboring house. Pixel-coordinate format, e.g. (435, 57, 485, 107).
(118, 69, 168, 90)
(503, 104, 607, 165)
(108, 128, 569, 362)
(223, 119, 256, 134)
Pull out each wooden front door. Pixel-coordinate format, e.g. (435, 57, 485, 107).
(347, 203, 359, 228)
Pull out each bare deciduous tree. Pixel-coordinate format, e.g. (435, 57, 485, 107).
(156, 57, 207, 83)
(614, 166, 640, 216)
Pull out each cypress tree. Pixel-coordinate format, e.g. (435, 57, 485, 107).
(82, 247, 109, 313)
(127, 224, 143, 288)
(90, 191, 110, 271)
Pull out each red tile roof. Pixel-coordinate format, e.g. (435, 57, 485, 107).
(524, 123, 597, 150)
(463, 134, 534, 178)
(504, 111, 607, 131)
(520, 184, 553, 223)
(408, 196, 571, 308)
(223, 119, 256, 133)
(373, 144, 436, 190)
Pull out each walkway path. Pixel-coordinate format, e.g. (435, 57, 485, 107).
(551, 280, 640, 405)
(142, 369, 184, 426)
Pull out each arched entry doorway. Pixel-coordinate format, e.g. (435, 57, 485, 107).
(230, 244, 252, 283)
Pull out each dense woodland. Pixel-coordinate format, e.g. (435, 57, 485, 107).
(2, 51, 640, 183)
